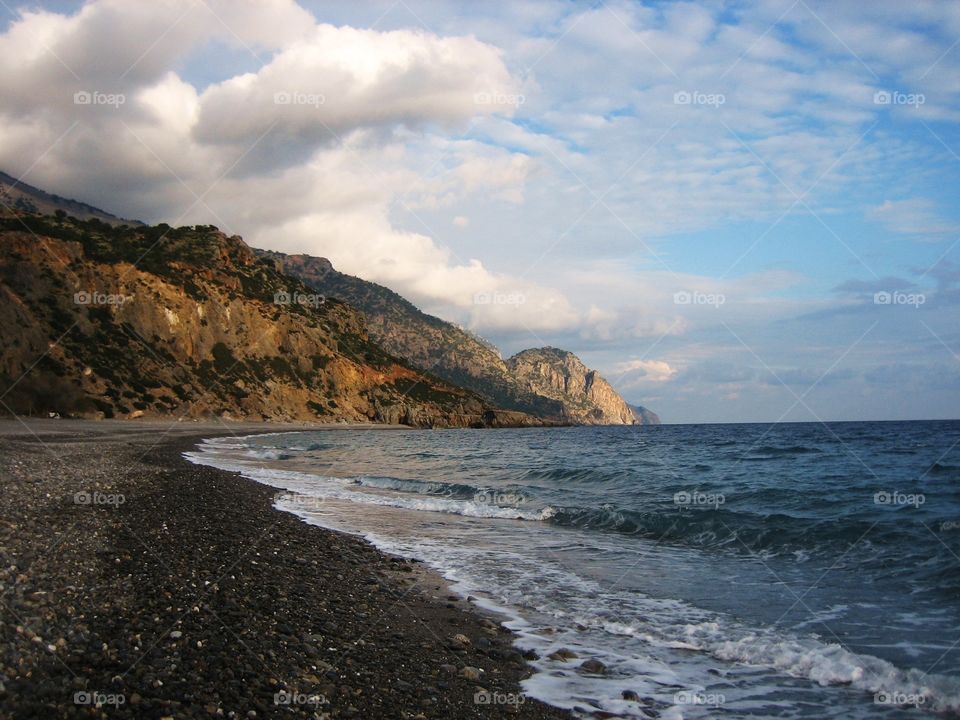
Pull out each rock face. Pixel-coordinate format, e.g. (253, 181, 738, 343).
(264, 251, 659, 426)
(506, 348, 638, 425)
(259, 250, 566, 420)
(0, 211, 515, 427)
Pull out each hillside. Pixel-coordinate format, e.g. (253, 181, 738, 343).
(0, 171, 142, 227)
(0, 210, 531, 427)
(257, 251, 567, 418)
(263, 251, 659, 425)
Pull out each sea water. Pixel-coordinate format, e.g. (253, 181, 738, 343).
(187, 421, 960, 718)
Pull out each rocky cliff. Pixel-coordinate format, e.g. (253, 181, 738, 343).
(265, 251, 657, 425)
(506, 347, 640, 425)
(258, 251, 566, 419)
(0, 211, 520, 427)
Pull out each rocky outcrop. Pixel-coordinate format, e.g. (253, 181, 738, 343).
(628, 404, 661, 425)
(263, 251, 659, 425)
(506, 348, 639, 425)
(0, 212, 516, 427)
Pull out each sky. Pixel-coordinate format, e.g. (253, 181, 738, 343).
(0, 0, 958, 423)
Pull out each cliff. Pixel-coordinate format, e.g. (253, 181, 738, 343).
(264, 251, 656, 426)
(506, 347, 639, 425)
(0, 212, 519, 427)
(257, 251, 566, 419)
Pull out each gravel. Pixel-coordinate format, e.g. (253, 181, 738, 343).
(0, 419, 572, 719)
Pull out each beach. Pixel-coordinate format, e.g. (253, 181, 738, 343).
(0, 419, 570, 719)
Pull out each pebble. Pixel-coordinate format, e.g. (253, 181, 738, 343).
(461, 666, 483, 681)
(579, 659, 606, 675)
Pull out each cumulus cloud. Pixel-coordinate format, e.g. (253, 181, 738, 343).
(612, 359, 677, 382)
(193, 24, 519, 150)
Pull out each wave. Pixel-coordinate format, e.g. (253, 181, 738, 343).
(352, 474, 480, 498)
(751, 445, 824, 455)
(189, 440, 949, 565)
(681, 623, 960, 713)
(525, 604, 960, 714)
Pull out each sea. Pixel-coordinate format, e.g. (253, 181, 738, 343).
(186, 421, 960, 719)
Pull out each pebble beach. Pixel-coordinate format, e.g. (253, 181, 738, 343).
(0, 419, 571, 719)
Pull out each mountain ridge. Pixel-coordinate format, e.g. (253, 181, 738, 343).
(0, 171, 142, 227)
(0, 210, 539, 427)
(262, 251, 660, 425)
(0, 171, 661, 426)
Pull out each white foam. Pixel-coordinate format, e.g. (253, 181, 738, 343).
(186, 446, 555, 521)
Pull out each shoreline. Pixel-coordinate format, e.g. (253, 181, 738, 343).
(0, 419, 571, 719)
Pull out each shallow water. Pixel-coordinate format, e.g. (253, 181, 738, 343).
(187, 421, 960, 718)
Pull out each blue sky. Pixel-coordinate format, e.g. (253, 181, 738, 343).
(0, 0, 958, 422)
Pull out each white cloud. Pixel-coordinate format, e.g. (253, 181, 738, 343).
(867, 198, 958, 240)
(193, 23, 521, 150)
(612, 359, 677, 382)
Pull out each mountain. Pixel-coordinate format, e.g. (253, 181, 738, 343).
(0, 171, 142, 227)
(257, 251, 567, 418)
(506, 347, 639, 425)
(0, 210, 533, 427)
(627, 404, 661, 426)
(262, 251, 659, 425)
